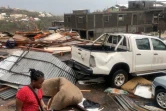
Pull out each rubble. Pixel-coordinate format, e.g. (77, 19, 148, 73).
(78, 98, 102, 111)
(78, 77, 105, 85)
(0, 30, 90, 57)
(13, 34, 31, 46)
(104, 88, 128, 95)
(15, 31, 42, 37)
(0, 30, 165, 110)
(115, 95, 149, 111)
(42, 33, 65, 41)
(0, 51, 8, 61)
(0, 50, 77, 85)
(0, 88, 17, 100)
(0, 32, 13, 38)
(134, 85, 152, 99)
(121, 77, 152, 99)
(121, 77, 152, 93)
(142, 105, 165, 111)
(44, 46, 71, 54)
(0, 30, 89, 107)
(18, 46, 54, 53)
(0, 36, 10, 43)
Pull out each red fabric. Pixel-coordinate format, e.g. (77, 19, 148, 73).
(16, 86, 43, 111)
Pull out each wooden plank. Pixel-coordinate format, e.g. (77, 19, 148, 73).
(0, 87, 9, 92)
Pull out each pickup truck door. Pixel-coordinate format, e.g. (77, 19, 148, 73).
(151, 38, 166, 70)
(72, 46, 91, 67)
(134, 37, 153, 72)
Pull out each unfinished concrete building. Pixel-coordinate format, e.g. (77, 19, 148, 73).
(64, 1, 166, 39)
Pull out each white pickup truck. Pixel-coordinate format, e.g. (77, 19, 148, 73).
(71, 33, 166, 88)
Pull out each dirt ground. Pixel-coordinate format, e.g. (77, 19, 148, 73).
(0, 73, 164, 111)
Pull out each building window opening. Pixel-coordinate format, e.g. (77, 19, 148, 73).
(80, 30, 86, 39)
(88, 31, 94, 40)
(118, 15, 124, 21)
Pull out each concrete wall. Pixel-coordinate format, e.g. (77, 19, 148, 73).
(95, 14, 103, 28)
(76, 15, 87, 29)
(145, 12, 153, 24)
(87, 14, 94, 29)
(103, 13, 118, 27)
(71, 15, 77, 29)
(118, 13, 132, 26)
(137, 13, 146, 24)
(64, 15, 71, 28)
(94, 26, 137, 38)
(65, 14, 87, 30)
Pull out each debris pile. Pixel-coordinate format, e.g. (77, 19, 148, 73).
(77, 76, 165, 111)
(0, 49, 87, 110)
(0, 30, 165, 111)
(0, 50, 77, 86)
(0, 49, 78, 110)
(121, 77, 152, 98)
(0, 31, 90, 56)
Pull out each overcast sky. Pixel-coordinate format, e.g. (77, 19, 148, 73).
(0, 0, 165, 15)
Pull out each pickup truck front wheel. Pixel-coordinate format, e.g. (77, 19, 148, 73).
(107, 70, 128, 88)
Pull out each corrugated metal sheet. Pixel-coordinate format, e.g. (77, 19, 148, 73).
(0, 88, 17, 100)
(0, 50, 76, 85)
(0, 56, 17, 70)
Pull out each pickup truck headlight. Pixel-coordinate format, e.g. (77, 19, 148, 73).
(90, 55, 96, 67)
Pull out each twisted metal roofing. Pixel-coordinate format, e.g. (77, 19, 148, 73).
(0, 88, 17, 100)
(0, 50, 76, 85)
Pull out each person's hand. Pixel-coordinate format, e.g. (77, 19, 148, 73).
(42, 105, 48, 111)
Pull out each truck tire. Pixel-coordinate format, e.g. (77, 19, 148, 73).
(107, 70, 128, 88)
(155, 89, 166, 109)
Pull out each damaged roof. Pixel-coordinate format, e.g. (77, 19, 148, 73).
(0, 50, 76, 85)
(0, 88, 17, 100)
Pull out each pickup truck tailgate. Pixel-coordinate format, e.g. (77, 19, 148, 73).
(71, 46, 91, 67)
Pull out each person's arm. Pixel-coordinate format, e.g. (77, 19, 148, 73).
(40, 99, 47, 111)
(16, 98, 23, 111)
